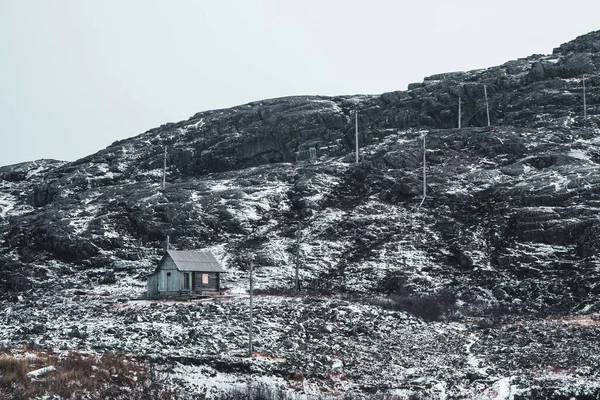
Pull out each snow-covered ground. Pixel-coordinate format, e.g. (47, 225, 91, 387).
(1, 286, 598, 399)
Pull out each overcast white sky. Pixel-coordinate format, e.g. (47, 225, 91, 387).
(1, 1, 599, 166)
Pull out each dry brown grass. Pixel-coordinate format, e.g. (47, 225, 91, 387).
(0, 355, 28, 385)
(0, 349, 179, 400)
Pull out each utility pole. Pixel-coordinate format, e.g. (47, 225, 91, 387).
(583, 74, 587, 119)
(355, 110, 359, 163)
(248, 259, 253, 357)
(416, 132, 427, 209)
(484, 85, 490, 127)
(422, 132, 427, 199)
(458, 96, 462, 129)
(295, 224, 301, 291)
(162, 146, 167, 190)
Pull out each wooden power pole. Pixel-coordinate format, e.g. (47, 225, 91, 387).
(458, 96, 462, 129)
(295, 224, 301, 291)
(248, 259, 253, 357)
(355, 110, 359, 163)
(162, 146, 167, 190)
(422, 132, 427, 199)
(416, 132, 427, 209)
(583, 74, 587, 119)
(484, 85, 490, 127)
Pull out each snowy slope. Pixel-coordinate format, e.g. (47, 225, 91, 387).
(2, 30, 600, 399)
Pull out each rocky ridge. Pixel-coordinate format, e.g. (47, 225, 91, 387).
(1, 30, 600, 398)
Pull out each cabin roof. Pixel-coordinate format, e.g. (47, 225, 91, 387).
(165, 250, 225, 272)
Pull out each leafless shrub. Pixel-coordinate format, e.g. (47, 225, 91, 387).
(364, 290, 457, 322)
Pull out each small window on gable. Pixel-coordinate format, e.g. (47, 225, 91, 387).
(202, 274, 209, 284)
(166, 272, 171, 277)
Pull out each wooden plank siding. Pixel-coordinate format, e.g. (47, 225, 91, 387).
(193, 272, 220, 292)
(157, 256, 182, 293)
(147, 274, 159, 297)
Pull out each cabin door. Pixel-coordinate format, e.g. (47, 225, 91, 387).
(183, 273, 190, 290)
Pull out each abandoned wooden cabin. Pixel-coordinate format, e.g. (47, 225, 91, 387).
(146, 250, 224, 298)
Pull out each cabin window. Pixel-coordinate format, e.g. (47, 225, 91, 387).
(202, 274, 209, 284)
(166, 272, 171, 277)
(183, 273, 190, 290)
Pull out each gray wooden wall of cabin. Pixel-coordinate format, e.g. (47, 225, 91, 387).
(147, 274, 159, 297)
(193, 272, 219, 292)
(157, 256, 182, 292)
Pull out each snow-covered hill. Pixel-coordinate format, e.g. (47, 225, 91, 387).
(2, 30, 600, 399)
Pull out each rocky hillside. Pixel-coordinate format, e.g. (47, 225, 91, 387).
(1, 30, 600, 399)
(2, 30, 600, 312)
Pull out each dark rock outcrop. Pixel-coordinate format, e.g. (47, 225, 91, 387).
(1, 30, 600, 316)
